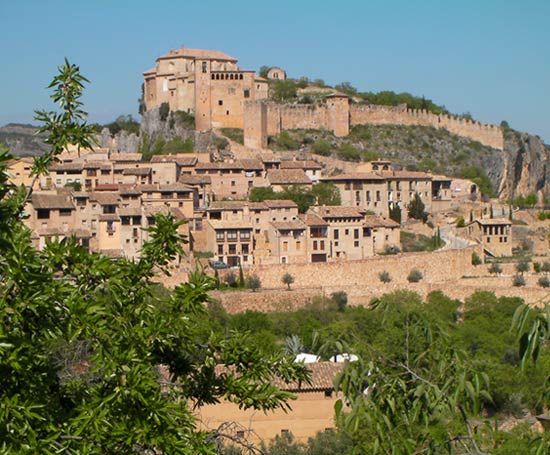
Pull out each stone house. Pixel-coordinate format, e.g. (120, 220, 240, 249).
(464, 218, 512, 257)
(196, 362, 344, 443)
(266, 66, 287, 80)
(266, 169, 312, 192)
(205, 220, 254, 267)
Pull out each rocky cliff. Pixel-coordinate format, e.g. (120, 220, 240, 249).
(0, 124, 49, 157)
(501, 130, 550, 199)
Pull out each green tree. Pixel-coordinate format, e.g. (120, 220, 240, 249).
(378, 271, 392, 283)
(407, 193, 428, 222)
(516, 260, 530, 275)
(488, 262, 502, 276)
(334, 82, 357, 95)
(159, 101, 170, 121)
(246, 274, 262, 292)
(389, 204, 402, 224)
(331, 291, 348, 312)
(310, 182, 341, 206)
(0, 60, 309, 454)
(270, 80, 297, 102)
(282, 273, 295, 290)
(259, 65, 270, 78)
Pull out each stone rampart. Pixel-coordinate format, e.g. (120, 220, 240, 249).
(243, 100, 504, 150)
(349, 104, 504, 150)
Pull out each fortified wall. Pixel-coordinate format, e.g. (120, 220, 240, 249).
(244, 99, 504, 150)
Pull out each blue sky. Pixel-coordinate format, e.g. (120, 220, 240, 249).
(1, 0, 549, 141)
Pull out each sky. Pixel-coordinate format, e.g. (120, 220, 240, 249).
(1, 0, 549, 141)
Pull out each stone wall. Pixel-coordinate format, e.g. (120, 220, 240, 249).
(248, 246, 481, 290)
(243, 100, 504, 151)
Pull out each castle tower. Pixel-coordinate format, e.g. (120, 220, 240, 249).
(194, 59, 212, 131)
(326, 94, 350, 137)
(244, 101, 267, 149)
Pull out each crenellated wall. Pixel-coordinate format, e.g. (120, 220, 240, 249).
(243, 99, 504, 151)
(350, 104, 504, 150)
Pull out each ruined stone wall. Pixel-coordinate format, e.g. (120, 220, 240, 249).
(350, 104, 504, 150)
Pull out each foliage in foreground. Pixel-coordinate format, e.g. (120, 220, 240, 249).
(0, 60, 308, 454)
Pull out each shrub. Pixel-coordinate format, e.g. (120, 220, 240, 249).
(159, 102, 170, 122)
(273, 131, 300, 150)
(407, 269, 423, 283)
(246, 275, 262, 292)
(488, 262, 502, 276)
(512, 274, 526, 287)
(515, 260, 530, 275)
(337, 144, 361, 162)
(282, 272, 295, 290)
(220, 128, 244, 144)
(542, 262, 550, 274)
(471, 252, 482, 266)
(456, 216, 465, 228)
(379, 271, 392, 283)
(312, 138, 332, 156)
(331, 291, 348, 312)
(533, 262, 541, 274)
(538, 276, 550, 288)
(174, 110, 195, 128)
(224, 271, 237, 288)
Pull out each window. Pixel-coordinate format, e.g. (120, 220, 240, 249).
(354, 240, 359, 247)
(59, 208, 71, 217)
(228, 244, 236, 254)
(37, 209, 50, 219)
(244, 89, 250, 98)
(231, 180, 235, 186)
(227, 230, 237, 240)
(121, 217, 130, 226)
(334, 229, 339, 240)
(218, 100, 223, 106)
(202, 62, 207, 73)
(283, 241, 288, 252)
(345, 229, 349, 236)
(240, 230, 250, 239)
(216, 231, 224, 241)
(218, 244, 223, 255)
(320, 240, 325, 249)
(313, 240, 318, 251)
(242, 244, 249, 254)
(354, 229, 359, 239)
(296, 240, 301, 250)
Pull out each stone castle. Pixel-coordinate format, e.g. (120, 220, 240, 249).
(143, 48, 504, 150)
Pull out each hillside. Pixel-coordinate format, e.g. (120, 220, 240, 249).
(267, 124, 550, 199)
(0, 123, 49, 157)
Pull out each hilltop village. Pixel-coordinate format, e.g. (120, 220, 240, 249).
(11, 48, 549, 293)
(6, 47, 550, 448)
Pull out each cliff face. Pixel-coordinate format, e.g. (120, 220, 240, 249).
(0, 124, 49, 157)
(501, 131, 550, 199)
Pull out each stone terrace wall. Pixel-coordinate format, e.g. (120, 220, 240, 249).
(349, 104, 504, 150)
(249, 246, 482, 290)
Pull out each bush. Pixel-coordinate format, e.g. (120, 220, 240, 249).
(312, 139, 332, 156)
(515, 260, 530, 274)
(537, 211, 550, 221)
(542, 262, 550, 274)
(379, 271, 392, 283)
(407, 193, 428, 223)
(282, 272, 295, 290)
(337, 144, 361, 162)
(159, 102, 170, 122)
(272, 131, 300, 150)
(407, 269, 423, 283)
(488, 262, 502, 276)
(224, 271, 238, 288)
(456, 216, 465, 228)
(331, 291, 348, 312)
(512, 274, 526, 287)
(533, 262, 541, 273)
(246, 275, 262, 292)
(538, 276, 550, 288)
(174, 110, 195, 128)
(220, 128, 244, 144)
(471, 252, 482, 266)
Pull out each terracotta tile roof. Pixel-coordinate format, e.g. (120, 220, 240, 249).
(239, 159, 264, 170)
(110, 153, 142, 162)
(280, 160, 323, 170)
(49, 162, 83, 172)
(321, 172, 384, 182)
(195, 161, 244, 171)
(143, 206, 187, 220)
(119, 207, 143, 216)
(388, 170, 432, 180)
(94, 184, 119, 191)
(150, 155, 198, 166)
(474, 218, 512, 226)
(208, 201, 247, 210)
(299, 213, 329, 226)
(32, 193, 75, 210)
(208, 220, 253, 229)
(263, 199, 299, 209)
(157, 183, 194, 192)
(249, 202, 268, 210)
(363, 215, 400, 228)
(314, 206, 363, 219)
(72, 191, 90, 198)
(158, 48, 237, 62)
(123, 167, 151, 176)
(179, 174, 211, 185)
(213, 362, 344, 393)
(118, 185, 143, 196)
(89, 192, 120, 205)
(267, 169, 312, 185)
(270, 220, 306, 231)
